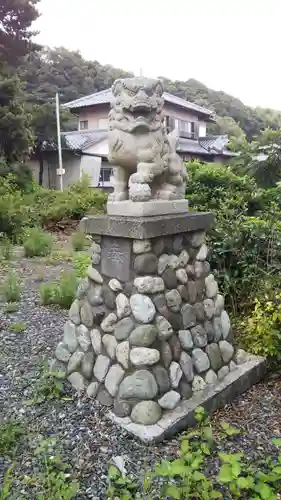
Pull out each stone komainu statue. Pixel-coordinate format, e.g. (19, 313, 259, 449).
(108, 77, 187, 202)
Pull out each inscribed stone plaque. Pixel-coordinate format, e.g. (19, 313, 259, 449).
(101, 236, 131, 282)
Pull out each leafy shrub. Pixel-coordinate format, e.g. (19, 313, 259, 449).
(0, 178, 31, 240)
(238, 293, 281, 360)
(0, 158, 36, 194)
(2, 271, 21, 302)
(73, 251, 91, 278)
(0, 174, 106, 239)
(71, 231, 88, 251)
(108, 407, 281, 499)
(40, 271, 77, 309)
(23, 227, 53, 257)
(32, 176, 106, 226)
(210, 214, 281, 315)
(186, 161, 281, 317)
(186, 160, 257, 214)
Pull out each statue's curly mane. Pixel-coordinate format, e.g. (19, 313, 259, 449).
(109, 77, 164, 134)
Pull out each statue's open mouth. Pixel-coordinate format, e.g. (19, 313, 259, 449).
(131, 103, 151, 118)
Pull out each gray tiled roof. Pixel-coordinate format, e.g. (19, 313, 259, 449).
(163, 92, 213, 117)
(62, 129, 107, 151)
(177, 136, 235, 156)
(63, 88, 213, 118)
(62, 128, 234, 157)
(177, 137, 210, 154)
(199, 135, 228, 153)
(63, 89, 111, 110)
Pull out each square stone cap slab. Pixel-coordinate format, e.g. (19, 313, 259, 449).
(107, 199, 189, 217)
(80, 212, 214, 239)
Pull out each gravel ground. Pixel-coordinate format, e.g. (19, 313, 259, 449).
(0, 251, 281, 499)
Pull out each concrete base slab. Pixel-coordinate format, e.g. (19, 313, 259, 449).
(107, 199, 189, 217)
(107, 355, 266, 443)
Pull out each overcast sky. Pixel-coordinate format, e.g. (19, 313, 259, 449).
(34, 0, 281, 110)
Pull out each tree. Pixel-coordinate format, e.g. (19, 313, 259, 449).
(232, 128, 281, 188)
(0, 0, 40, 165)
(159, 76, 280, 139)
(255, 107, 281, 131)
(0, 74, 33, 162)
(30, 102, 72, 185)
(15, 46, 281, 145)
(208, 116, 246, 140)
(0, 0, 39, 68)
(19, 47, 133, 105)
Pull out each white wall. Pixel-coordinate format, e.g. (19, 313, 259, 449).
(62, 155, 81, 188)
(81, 141, 112, 187)
(90, 138, 109, 156)
(80, 155, 101, 187)
(27, 154, 81, 189)
(198, 121, 207, 137)
(78, 106, 109, 130)
(164, 103, 201, 123)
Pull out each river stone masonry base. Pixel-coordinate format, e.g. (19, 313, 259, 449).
(52, 212, 265, 438)
(108, 355, 266, 443)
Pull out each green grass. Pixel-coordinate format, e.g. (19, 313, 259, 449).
(23, 227, 53, 258)
(72, 251, 91, 278)
(40, 271, 77, 309)
(0, 422, 25, 457)
(2, 271, 21, 302)
(40, 248, 73, 265)
(71, 231, 88, 251)
(9, 322, 26, 333)
(0, 237, 13, 261)
(4, 302, 19, 313)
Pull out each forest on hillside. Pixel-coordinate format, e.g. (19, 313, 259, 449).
(2, 0, 281, 175)
(18, 46, 281, 140)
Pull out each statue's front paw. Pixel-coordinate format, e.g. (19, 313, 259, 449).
(129, 173, 143, 185)
(129, 182, 151, 202)
(108, 191, 128, 202)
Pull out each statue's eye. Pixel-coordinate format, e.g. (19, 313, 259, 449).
(145, 88, 153, 96)
(124, 87, 135, 96)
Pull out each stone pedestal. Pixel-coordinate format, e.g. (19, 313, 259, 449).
(107, 199, 189, 217)
(52, 212, 265, 442)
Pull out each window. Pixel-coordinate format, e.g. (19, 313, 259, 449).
(165, 116, 199, 139)
(192, 122, 199, 139)
(80, 120, 88, 130)
(166, 116, 176, 132)
(178, 120, 190, 133)
(99, 166, 112, 185)
(178, 120, 199, 139)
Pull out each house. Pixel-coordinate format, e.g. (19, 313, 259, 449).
(29, 87, 235, 189)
